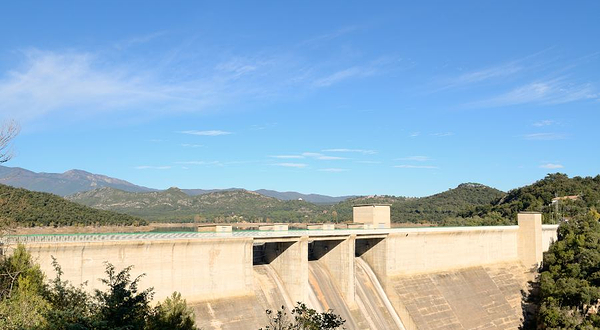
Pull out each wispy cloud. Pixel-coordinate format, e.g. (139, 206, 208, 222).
(394, 165, 439, 169)
(301, 152, 346, 160)
(533, 120, 554, 127)
(409, 132, 420, 138)
(467, 79, 598, 108)
(439, 61, 523, 90)
(540, 163, 564, 169)
(269, 155, 304, 159)
(431, 132, 454, 137)
(355, 160, 382, 164)
(397, 156, 431, 162)
(318, 168, 348, 172)
(274, 163, 308, 168)
(181, 143, 203, 148)
(322, 148, 376, 155)
(174, 161, 220, 165)
(523, 133, 566, 141)
(134, 165, 172, 170)
(179, 130, 232, 136)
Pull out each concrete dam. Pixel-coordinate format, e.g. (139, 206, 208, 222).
(11, 207, 558, 329)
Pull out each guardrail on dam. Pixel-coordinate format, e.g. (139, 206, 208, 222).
(5, 210, 559, 330)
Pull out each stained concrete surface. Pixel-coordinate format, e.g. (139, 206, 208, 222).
(391, 263, 531, 329)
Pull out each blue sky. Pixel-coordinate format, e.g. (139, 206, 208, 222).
(0, 1, 599, 197)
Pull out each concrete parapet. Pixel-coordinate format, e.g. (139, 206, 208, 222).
(197, 225, 232, 233)
(518, 212, 543, 269)
(307, 224, 335, 230)
(259, 224, 289, 231)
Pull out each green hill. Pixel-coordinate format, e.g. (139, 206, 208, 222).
(456, 173, 600, 224)
(0, 184, 146, 227)
(329, 183, 504, 224)
(67, 183, 508, 225)
(67, 187, 328, 223)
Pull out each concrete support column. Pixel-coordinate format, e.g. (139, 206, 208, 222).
(518, 212, 543, 269)
(355, 237, 388, 290)
(312, 236, 356, 305)
(266, 237, 309, 303)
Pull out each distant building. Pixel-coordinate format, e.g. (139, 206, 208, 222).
(551, 195, 579, 204)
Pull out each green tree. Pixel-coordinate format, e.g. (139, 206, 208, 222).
(533, 213, 600, 329)
(0, 244, 49, 330)
(260, 303, 345, 330)
(146, 292, 197, 330)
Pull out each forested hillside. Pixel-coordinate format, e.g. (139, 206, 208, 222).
(329, 183, 504, 224)
(67, 187, 330, 223)
(68, 183, 505, 224)
(0, 184, 146, 227)
(453, 173, 600, 225)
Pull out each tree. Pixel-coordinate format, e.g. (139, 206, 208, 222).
(146, 292, 197, 330)
(260, 303, 345, 330)
(0, 120, 19, 164)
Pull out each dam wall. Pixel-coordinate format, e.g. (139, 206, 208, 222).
(13, 211, 560, 329)
(25, 237, 254, 302)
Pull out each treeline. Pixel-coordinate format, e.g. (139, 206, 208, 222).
(0, 184, 146, 227)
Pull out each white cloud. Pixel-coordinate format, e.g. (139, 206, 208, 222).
(274, 163, 308, 168)
(524, 133, 566, 141)
(269, 155, 304, 159)
(540, 163, 564, 169)
(394, 165, 438, 169)
(318, 168, 348, 172)
(322, 148, 377, 155)
(409, 132, 420, 138)
(301, 152, 346, 160)
(179, 130, 232, 136)
(134, 165, 172, 170)
(397, 156, 430, 162)
(431, 132, 454, 137)
(533, 120, 554, 127)
(355, 160, 381, 164)
(174, 161, 220, 165)
(468, 79, 598, 108)
(181, 143, 203, 148)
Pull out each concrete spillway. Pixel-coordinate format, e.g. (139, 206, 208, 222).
(194, 259, 404, 330)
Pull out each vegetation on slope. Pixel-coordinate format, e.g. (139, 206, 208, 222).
(527, 210, 600, 329)
(329, 183, 504, 224)
(0, 184, 146, 227)
(67, 187, 329, 223)
(455, 173, 600, 225)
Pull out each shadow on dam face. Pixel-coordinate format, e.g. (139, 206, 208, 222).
(355, 237, 385, 257)
(253, 241, 294, 265)
(308, 239, 343, 261)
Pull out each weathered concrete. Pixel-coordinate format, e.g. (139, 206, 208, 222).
(353, 204, 391, 228)
(26, 238, 254, 302)
(518, 212, 543, 269)
(263, 237, 308, 304)
(310, 236, 355, 304)
(391, 263, 531, 329)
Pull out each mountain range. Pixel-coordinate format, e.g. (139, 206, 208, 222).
(0, 165, 353, 204)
